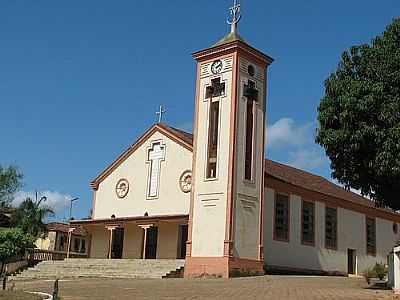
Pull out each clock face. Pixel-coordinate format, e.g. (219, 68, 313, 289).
(115, 179, 129, 198)
(179, 170, 192, 193)
(211, 60, 223, 74)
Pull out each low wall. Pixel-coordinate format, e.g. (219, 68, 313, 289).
(5, 260, 29, 275)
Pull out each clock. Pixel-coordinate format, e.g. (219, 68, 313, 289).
(211, 60, 223, 74)
(115, 179, 129, 198)
(179, 170, 192, 193)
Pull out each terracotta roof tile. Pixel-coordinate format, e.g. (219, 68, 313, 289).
(47, 223, 87, 236)
(264, 159, 376, 209)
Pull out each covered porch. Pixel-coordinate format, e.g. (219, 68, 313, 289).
(71, 214, 188, 260)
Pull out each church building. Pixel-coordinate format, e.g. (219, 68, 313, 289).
(71, 2, 400, 278)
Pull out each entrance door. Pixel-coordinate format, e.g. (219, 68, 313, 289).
(111, 228, 124, 259)
(347, 249, 356, 275)
(177, 224, 188, 259)
(145, 226, 158, 259)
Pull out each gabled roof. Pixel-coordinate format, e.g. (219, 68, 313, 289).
(265, 159, 376, 209)
(47, 222, 87, 236)
(90, 123, 400, 220)
(90, 123, 193, 190)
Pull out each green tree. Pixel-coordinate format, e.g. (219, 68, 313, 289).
(0, 228, 34, 275)
(12, 195, 54, 237)
(316, 18, 400, 209)
(0, 165, 23, 209)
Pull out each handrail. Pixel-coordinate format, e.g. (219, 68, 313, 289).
(25, 248, 88, 262)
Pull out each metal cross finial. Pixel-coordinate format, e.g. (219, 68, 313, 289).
(227, 0, 242, 33)
(156, 105, 166, 123)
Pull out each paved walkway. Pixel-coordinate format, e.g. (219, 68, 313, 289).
(12, 276, 394, 300)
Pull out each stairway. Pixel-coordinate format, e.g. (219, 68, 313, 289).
(12, 259, 185, 280)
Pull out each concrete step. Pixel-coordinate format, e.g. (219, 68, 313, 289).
(12, 259, 185, 280)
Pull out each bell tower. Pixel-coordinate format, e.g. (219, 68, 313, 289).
(185, 1, 274, 278)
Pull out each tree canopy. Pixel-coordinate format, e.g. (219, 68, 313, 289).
(12, 196, 54, 237)
(0, 228, 34, 262)
(316, 18, 400, 209)
(0, 165, 22, 209)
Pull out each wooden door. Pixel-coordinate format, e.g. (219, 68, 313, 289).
(177, 225, 188, 259)
(111, 228, 124, 259)
(145, 226, 158, 259)
(347, 249, 356, 274)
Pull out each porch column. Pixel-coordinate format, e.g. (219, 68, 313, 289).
(106, 226, 117, 259)
(66, 227, 75, 259)
(138, 225, 152, 259)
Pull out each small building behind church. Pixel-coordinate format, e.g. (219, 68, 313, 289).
(36, 223, 88, 256)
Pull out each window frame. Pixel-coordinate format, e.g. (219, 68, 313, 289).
(273, 192, 290, 243)
(301, 200, 315, 246)
(325, 206, 338, 250)
(366, 217, 376, 256)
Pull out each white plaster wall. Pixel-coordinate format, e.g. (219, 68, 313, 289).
(191, 56, 234, 257)
(94, 130, 192, 219)
(122, 223, 143, 259)
(89, 225, 110, 258)
(157, 221, 179, 259)
(264, 187, 399, 274)
(232, 57, 266, 260)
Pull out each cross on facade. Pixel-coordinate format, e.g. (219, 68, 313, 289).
(147, 142, 165, 198)
(156, 105, 166, 123)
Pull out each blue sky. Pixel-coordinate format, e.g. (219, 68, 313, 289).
(1, 0, 398, 221)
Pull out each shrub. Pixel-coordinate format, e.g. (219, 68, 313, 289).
(363, 267, 376, 285)
(373, 263, 388, 281)
(0, 228, 35, 262)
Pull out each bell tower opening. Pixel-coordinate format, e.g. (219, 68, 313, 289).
(206, 100, 220, 179)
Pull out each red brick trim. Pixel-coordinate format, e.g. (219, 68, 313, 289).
(184, 256, 264, 278)
(224, 51, 238, 256)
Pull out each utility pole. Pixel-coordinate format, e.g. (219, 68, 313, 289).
(68, 197, 79, 221)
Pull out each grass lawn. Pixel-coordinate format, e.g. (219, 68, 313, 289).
(0, 290, 42, 300)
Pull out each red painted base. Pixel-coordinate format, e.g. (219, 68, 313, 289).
(184, 256, 264, 278)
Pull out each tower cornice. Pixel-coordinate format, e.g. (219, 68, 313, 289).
(192, 40, 274, 67)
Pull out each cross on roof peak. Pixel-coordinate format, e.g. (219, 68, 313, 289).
(156, 105, 166, 123)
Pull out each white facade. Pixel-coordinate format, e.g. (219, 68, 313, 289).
(93, 130, 191, 219)
(264, 187, 399, 275)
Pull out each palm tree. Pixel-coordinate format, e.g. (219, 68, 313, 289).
(12, 192, 54, 237)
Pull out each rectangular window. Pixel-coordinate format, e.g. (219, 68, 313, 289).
(274, 193, 289, 241)
(244, 100, 254, 181)
(366, 217, 376, 255)
(206, 101, 220, 178)
(302, 201, 315, 245)
(325, 207, 337, 249)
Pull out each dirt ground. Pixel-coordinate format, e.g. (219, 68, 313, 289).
(11, 275, 397, 300)
(0, 290, 42, 300)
